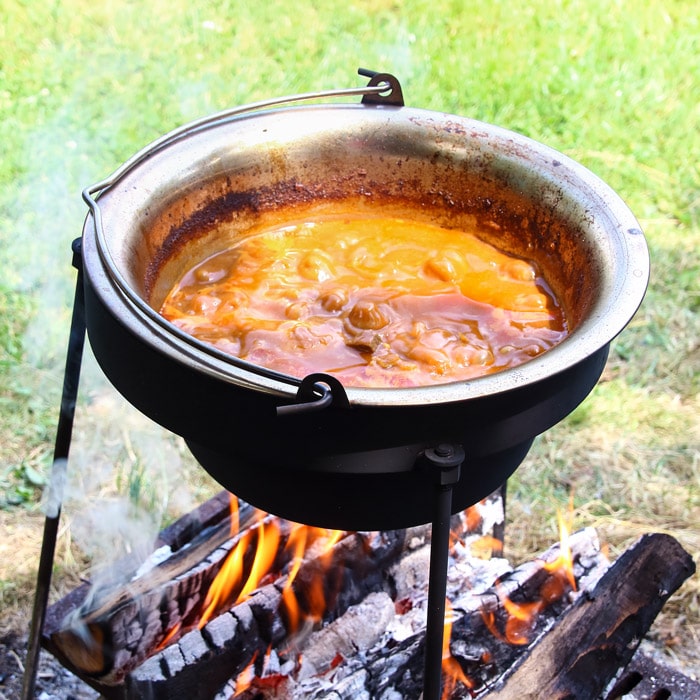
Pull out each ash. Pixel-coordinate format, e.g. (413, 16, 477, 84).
(0, 634, 99, 700)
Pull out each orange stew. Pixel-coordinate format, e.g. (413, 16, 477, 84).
(160, 216, 568, 387)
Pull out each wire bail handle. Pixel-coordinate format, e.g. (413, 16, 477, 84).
(80, 70, 404, 399)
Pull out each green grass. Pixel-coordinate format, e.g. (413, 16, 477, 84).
(1, 0, 698, 668)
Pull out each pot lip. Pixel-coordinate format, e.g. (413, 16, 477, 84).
(82, 102, 650, 408)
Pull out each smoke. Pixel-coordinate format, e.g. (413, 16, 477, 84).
(5, 59, 208, 591)
(63, 382, 198, 584)
(40, 457, 67, 520)
(71, 499, 160, 582)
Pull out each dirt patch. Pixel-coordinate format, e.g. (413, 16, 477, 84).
(0, 509, 96, 699)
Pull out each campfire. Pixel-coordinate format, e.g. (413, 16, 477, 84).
(41, 489, 695, 699)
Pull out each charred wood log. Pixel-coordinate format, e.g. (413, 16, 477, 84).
(41, 488, 503, 698)
(44, 519, 431, 695)
(286, 533, 695, 700)
(603, 649, 700, 699)
(274, 527, 606, 699)
(482, 532, 696, 700)
(41, 491, 233, 646)
(125, 529, 414, 700)
(255, 531, 693, 699)
(46, 498, 277, 684)
(226, 531, 696, 700)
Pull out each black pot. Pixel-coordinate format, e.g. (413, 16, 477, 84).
(81, 75, 648, 529)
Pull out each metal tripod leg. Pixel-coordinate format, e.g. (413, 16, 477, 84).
(22, 239, 86, 700)
(422, 444, 464, 700)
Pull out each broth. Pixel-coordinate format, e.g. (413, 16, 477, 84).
(160, 215, 568, 387)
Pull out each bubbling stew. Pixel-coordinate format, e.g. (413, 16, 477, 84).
(160, 215, 569, 387)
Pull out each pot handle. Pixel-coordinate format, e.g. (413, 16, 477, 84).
(82, 69, 403, 209)
(81, 70, 404, 396)
(276, 373, 351, 416)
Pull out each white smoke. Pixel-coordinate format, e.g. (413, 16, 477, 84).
(5, 64, 212, 589)
(63, 376, 200, 584)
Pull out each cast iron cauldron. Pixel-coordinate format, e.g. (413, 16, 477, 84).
(81, 73, 648, 530)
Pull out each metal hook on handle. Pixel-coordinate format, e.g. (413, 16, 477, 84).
(358, 69, 405, 106)
(277, 373, 351, 416)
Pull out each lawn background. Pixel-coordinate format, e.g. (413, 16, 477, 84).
(1, 0, 698, 674)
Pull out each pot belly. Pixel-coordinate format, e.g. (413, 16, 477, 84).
(186, 438, 535, 530)
(84, 267, 607, 529)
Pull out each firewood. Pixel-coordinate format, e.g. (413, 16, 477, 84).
(41, 490, 234, 655)
(47, 507, 347, 684)
(45, 498, 264, 683)
(247, 530, 693, 700)
(229, 527, 607, 699)
(482, 532, 696, 700)
(125, 529, 413, 700)
(41, 488, 504, 698)
(47, 524, 431, 693)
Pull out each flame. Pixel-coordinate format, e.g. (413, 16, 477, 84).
(481, 583, 543, 646)
(199, 507, 283, 629)
(542, 504, 577, 593)
(442, 599, 475, 698)
(464, 503, 484, 532)
(154, 621, 182, 653)
(480, 499, 578, 647)
(190, 496, 344, 644)
(154, 496, 584, 695)
(230, 645, 292, 697)
(279, 522, 313, 634)
(500, 593, 543, 645)
(280, 525, 344, 634)
(469, 535, 504, 559)
(237, 517, 281, 600)
(228, 494, 240, 537)
(233, 650, 258, 697)
(172, 505, 345, 693)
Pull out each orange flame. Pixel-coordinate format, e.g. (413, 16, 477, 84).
(233, 650, 258, 697)
(199, 509, 282, 629)
(469, 535, 504, 559)
(192, 497, 345, 641)
(156, 496, 583, 695)
(237, 517, 281, 600)
(154, 621, 182, 653)
(280, 526, 344, 634)
(228, 495, 240, 537)
(501, 594, 543, 645)
(279, 523, 310, 633)
(481, 499, 578, 647)
(464, 503, 484, 532)
(442, 599, 475, 698)
(542, 504, 577, 593)
(481, 583, 543, 646)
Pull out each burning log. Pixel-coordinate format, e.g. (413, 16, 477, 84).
(42, 489, 504, 698)
(46, 496, 276, 683)
(482, 532, 696, 699)
(229, 530, 694, 700)
(271, 531, 692, 700)
(245, 526, 604, 699)
(41, 480, 695, 700)
(123, 529, 419, 700)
